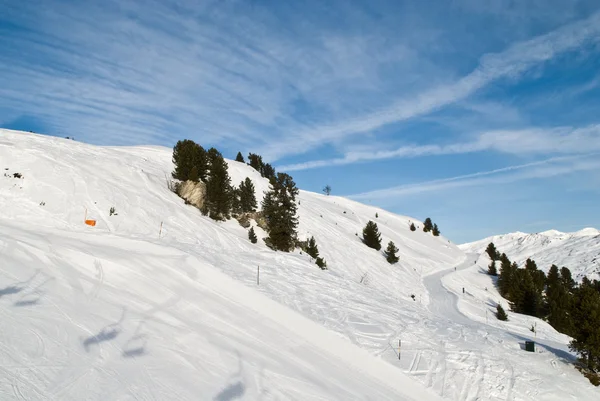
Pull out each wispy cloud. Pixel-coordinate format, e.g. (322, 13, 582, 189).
(278, 124, 600, 171)
(1, 1, 600, 161)
(349, 153, 600, 200)
(264, 10, 600, 160)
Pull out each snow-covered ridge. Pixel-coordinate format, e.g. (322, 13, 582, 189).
(1, 129, 598, 400)
(460, 228, 600, 281)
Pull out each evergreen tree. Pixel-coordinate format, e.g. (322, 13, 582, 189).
(306, 236, 320, 259)
(409, 222, 416, 231)
(362, 221, 382, 251)
(191, 143, 208, 181)
(315, 257, 327, 270)
(485, 242, 499, 261)
(546, 265, 574, 335)
(172, 140, 208, 182)
(204, 148, 233, 220)
(247, 153, 264, 172)
(188, 165, 200, 182)
(384, 241, 400, 264)
(432, 224, 440, 236)
(488, 260, 498, 276)
(570, 278, 600, 372)
(496, 304, 508, 321)
(238, 178, 257, 213)
(248, 227, 258, 244)
(423, 218, 433, 232)
(525, 258, 538, 271)
(231, 186, 241, 215)
(172, 139, 196, 181)
(512, 269, 542, 317)
(235, 152, 245, 163)
(561, 267, 576, 292)
(261, 163, 276, 180)
(497, 253, 514, 298)
(261, 173, 299, 251)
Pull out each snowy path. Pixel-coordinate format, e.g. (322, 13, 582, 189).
(412, 255, 592, 401)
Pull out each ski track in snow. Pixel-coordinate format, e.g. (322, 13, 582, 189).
(0, 130, 598, 400)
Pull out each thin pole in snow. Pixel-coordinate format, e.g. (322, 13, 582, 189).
(398, 339, 401, 360)
(159, 221, 163, 238)
(257, 265, 260, 286)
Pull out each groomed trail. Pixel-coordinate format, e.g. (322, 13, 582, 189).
(1, 130, 598, 400)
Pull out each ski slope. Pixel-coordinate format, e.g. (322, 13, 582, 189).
(1, 129, 598, 400)
(460, 229, 600, 281)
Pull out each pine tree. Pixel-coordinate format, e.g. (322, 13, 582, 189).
(362, 221, 382, 251)
(485, 242, 499, 261)
(561, 267, 576, 292)
(497, 253, 515, 298)
(496, 304, 508, 321)
(512, 269, 541, 317)
(248, 227, 257, 244)
(423, 218, 433, 232)
(261, 173, 299, 252)
(238, 178, 257, 213)
(570, 278, 600, 372)
(172, 139, 196, 181)
(488, 260, 498, 276)
(191, 143, 208, 181)
(235, 152, 245, 163)
(315, 257, 327, 270)
(172, 140, 208, 182)
(261, 163, 276, 180)
(204, 148, 233, 220)
(546, 265, 574, 335)
(384, 241, 400, 264)
(247, 153, 264, 172)
(409, 222, 416, 231)
(188, 165, 200, 182)
(231, 186, 241, 215)
(432, 224, 440, 236)
(306, 236, 319, 259)
(525, 258, 537, 271)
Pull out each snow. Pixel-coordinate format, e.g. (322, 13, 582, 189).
(1, 129, 599, 400)
(460, 228, 600, 281)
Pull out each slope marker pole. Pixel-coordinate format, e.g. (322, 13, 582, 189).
(257, 265, 260, 286)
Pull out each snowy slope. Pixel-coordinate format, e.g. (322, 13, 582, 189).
(460, 229, 600, 281)
(1, 129, 599, 400)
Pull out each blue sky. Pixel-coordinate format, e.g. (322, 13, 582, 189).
(2, 0, 600, 243)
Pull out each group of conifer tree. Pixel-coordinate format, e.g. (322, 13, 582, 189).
(486, 242, 600, 373)
(237, 152, 276, 181)
(172, 140, 302, 255)
(362, 220, 400, 264)
(422, 217, 440, 236)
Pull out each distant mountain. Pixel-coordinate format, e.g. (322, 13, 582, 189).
(460, 228, 600, 281)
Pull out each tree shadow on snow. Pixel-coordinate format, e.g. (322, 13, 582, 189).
(213, 351, 246, 401)
(508, 333, 577, 363)
(122, 321, 149, 358)
(83, 307, 126, 352)
(0, 286, 22, 297)
(0, 270, 42, 299)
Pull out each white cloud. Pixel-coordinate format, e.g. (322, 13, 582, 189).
(2, 1, 600, 161)
(278, 124, 600, 171)
(264, 10, 600, 160)
(349, 153, 600, 200)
